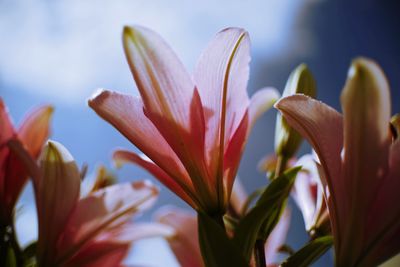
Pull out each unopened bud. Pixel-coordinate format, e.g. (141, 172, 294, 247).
(390, 114, 400, 140)
(275, 64, 317, 158)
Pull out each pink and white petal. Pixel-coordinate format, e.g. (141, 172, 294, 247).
(107, 223, 174, 243)
(339, 58, 392, 263)
(37, 141, 81, 266)
(341, 58, 391, 213)
(1, 139, 40, 223)
(292, 155, 319, 231)
(113, 149, 197, 209)
(265, 208, 291, 265)
(223, 111, 249, 203)
(143, 89, 210, 200)
(356, 222, 400, 267)
(122, 25, 196, 132)
(368, 140, 400, 245)
(123, 26, 207, 179)
(229, 177, 248, 217)
(274, 94, 343, 197)
(193, 27, 250, 179)
(249, 87, 280, 129)
(0, 98, 15, 144)
(155, 206, 203, 267)
(0, 99, 15, 207)
(57, 181, 158, 259)
(63, 240, 130, 267)
(18, 105, 53, 158)
(88, 90, 189, 185)
(275, 94, 343, 246)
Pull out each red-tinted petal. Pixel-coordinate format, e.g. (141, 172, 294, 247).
(123, 26, 208, 190)
(36, 141, 81, 266)
(18, 105, 53, 158)
(265, 208, 291, 265)
(155, 206, 203, 267)
(193, 27, 250, 186)
(57, 181, 158, 263)
(275, 94, 343, 250)
(339, 58, 391, 264)
(88, 90, 189, 188)
(249, 87, 279, 129)
(113, 149, 197, 209)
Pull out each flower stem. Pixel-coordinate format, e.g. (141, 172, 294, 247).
(0, 221, 23, 267)
(255, 239, 266, 267)
(252, 155, 288, 267)
(274, 155, 288, 179)
(211, 213, 226, 231)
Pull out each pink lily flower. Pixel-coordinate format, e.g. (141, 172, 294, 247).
(29, 140, 161, 267)
(89, 26, 279, 214)
(291, 154, 330, 237)
(0, 99, 53, 225)
(275, 58, 400, 266)
(155, 180, 291, 267)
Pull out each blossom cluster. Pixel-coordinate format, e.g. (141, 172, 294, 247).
(1, 25, 399, 267)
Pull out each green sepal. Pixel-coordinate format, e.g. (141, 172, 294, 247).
(22, 242, 37, 267)
(275, 64, 316, 158)
(281, 236, 333, 267)
(390, 113, 400, 140)
(233, 167, 300, 261)
(198, 212, 248, 267)
(5, 246, 17, 267)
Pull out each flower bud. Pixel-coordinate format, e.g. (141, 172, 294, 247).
(275, 64, 317, 158)
(390, 114, 400, 141)
(90, 165, 117, 193)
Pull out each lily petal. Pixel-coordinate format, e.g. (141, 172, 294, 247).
(123, 25, 196, 133)
(88, 90, 189, 186)
(229, 177, 248, 217)
(265, 208, 291, 265)
(193, 27, 250, 182)
(65, 223, 173, 267)
(18, 105, 53, 158)
(64, 241, 130, 267)
(275, 94, 343, 248)
(155, 206, 203, 267)
(0, 98, 15, 144)
(0, 99, 16, 221)
(249, 87, 280, 129)
(223, 111, 249, 201)
(123, 26, 207, 185)
(292, 155, 319, 231)
(57, 181, 158, 263)
(36, 141, 81, 266)
(366, 140, 400, 265)
(113, 149, 197, 209)
(339, 58, 391, 263)
(108, 223, 175, 242)
(341, 57, 391, 206)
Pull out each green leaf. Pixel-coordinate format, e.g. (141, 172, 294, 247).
(281, 236, 333, 267)
(22, 241, 37, 266)
(233, 167, 300, 261)
(6, 246, 17, 267)
(198, 212, 248, 267)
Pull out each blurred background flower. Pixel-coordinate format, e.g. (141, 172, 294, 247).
(1, 0, 399, 266)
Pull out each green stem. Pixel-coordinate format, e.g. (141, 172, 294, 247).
(0, 222, 23, 267)
(10, 222, 22, 266)
(255, 239, 266, 267)
(274, 155, 288, 179)
(252, 155, 288, 267)
(211, 213, 226, 232)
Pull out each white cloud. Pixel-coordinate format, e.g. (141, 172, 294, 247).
(0, 0, 307, 104)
